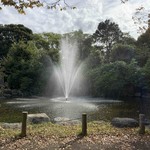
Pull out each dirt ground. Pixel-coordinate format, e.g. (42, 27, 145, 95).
(1, 133, 150, 150)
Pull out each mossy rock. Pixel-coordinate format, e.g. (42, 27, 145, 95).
(111, 117, 138, 128)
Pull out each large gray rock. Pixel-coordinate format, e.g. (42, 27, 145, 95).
(111, 117, 138, 128)
(27, 113, 50, 124)
(1, 123, 21, 129)
(54, 117, 81, 125)
(54, 117, 70, 123)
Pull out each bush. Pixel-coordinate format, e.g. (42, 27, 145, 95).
(87, 60, 141, 98)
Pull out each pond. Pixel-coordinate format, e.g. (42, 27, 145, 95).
(0, 97, 150, 123)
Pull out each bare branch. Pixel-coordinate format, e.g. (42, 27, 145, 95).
(0, 0, 75, 14)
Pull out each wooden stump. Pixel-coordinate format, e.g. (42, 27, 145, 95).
(21, 111, 28, 137)
(139, 114, 145, 134)
(82, 113, 87, 136)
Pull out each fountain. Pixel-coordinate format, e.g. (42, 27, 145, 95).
(0, 38, 125, 123)
(53, 38, 83, 100)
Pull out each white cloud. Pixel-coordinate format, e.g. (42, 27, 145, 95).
(0, 0, 150, 38)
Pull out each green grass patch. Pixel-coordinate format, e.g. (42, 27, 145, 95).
(0, 128, 20, 138)
(1, 121, 150, 139)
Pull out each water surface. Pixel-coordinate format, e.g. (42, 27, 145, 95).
(0, 97, 149, 123)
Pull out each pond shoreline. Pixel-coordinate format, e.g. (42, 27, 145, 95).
(1, 122, 150, 150)
(1, 96, 150, 123)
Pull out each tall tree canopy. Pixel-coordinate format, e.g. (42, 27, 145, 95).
(110, 44, 135, 63)
(136, 28, 150, 66)
(33, 33, 61, 62)
(93, 19, 123, 63)
(64, 30, 93, 60)
(0, 24, 33, 58)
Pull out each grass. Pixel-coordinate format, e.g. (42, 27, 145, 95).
(1, 121, 149, 139)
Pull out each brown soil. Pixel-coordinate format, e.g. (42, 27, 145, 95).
(1, 133, 150, 150)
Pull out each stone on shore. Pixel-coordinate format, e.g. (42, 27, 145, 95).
(27, 113, 50, 124)
(111, 117, 138, 128)
(54, 117, 81, 125)
(1, 123, 21, 129)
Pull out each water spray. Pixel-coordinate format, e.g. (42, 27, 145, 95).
(53, 38, 83, 100)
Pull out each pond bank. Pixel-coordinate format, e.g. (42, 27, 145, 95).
(0, 97, 145, 123)
(0, 122, 150, 150)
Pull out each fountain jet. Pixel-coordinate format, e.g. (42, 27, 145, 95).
(53, 38, 83, 100)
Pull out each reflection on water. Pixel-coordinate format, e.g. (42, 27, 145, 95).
(0, 97, 150, 123)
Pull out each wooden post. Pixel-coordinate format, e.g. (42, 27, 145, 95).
(82, 113, 87, 136)
(139, 114, 145, 134)
(21, 111, 28, 137)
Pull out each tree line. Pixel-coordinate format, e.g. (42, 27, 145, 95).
(0, 20, 150, 98)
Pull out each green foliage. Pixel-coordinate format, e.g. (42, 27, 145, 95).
(0, 59, 5, 95)
(2, 31, 61, 96)
(143, 59, 150, 90)
(63, 30, 93, 60)
(135, 47, 150, 67)
(87, 60, 141, 98)
(111, 44, 135, 63)
(120, 34, 136, 45)
(4, 41, 48, 95)
(137, 28, 150, 48)
(0, 24, 61, 96)
(33, 33, 61, 62)
(136, 28, 150, 66)
(1, 0, 43, 14)
(85, 45, 104, 68)
(0, 24, 33, 58)
(0, 22, 150, 98)
(93, 20, 123, 62)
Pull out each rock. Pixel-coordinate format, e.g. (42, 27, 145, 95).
(92, 121, 106, 124)
(111, 117, 138, 128)
(144, 119, 150, 125)
(1, 123, 21, 129)
(27, 113, 50, 124)
(57, 120, 81, 126)
(54, 117, 81, 125)
(54, 117, 70, 122)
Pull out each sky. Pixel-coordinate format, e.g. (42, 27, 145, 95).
(0, 0, 150, 39)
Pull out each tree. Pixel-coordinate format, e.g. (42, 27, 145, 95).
(110, 44, 135, 63)
(119, 34, 136, 46)
(33, 33, 61, 62)
(3, 41, 45, 95)
(136, 28, 150, 66)
(63, 30, 93, 60)
(93, 20, 123, 63)
(3, 32, 61, 96)
(0, 0, 75, 14)
(85, 45, 104, 69)
(0, 59, 5, 95)
(87, 61, 127, 97)
(87, 60, 141, 98)
(121, 0, 150, 33)
(143, 59, 150, 91)
(137, 28, 150, 48)
(0, 24, 33, 58)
